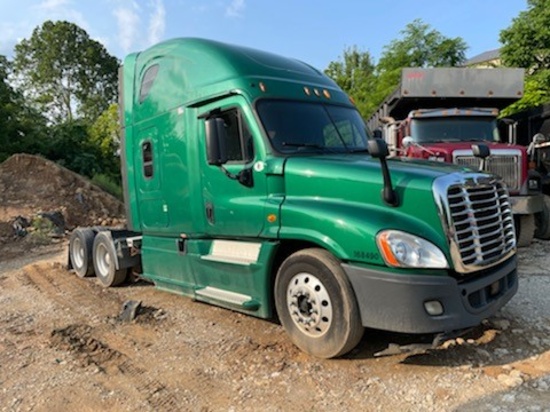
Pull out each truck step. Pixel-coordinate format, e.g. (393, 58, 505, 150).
(195, 286, 259, 310)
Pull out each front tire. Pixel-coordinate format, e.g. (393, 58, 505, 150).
(274, 248, 364, 358)
(92, 231, 127, 287)
(515, 214, 536, 247)
(535, 195, 550, 240)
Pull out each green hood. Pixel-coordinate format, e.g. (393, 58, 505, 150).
(277, 154, 468, 268)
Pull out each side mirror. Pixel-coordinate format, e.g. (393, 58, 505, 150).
(402, 136, 413, 148)
(500, 118, 515, 126)
(205, 118, 228, 165)
(368, 138, 398, 206)
(472, 144, 490, 159)
(472, 144, 490, 172)
(373, 129, 383, 139)
(533, 133, 546, 144)
(368, 138, 389, 158)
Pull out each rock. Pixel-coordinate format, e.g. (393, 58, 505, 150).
(491, 319, 511, 330)
(497, 373, 523, 387)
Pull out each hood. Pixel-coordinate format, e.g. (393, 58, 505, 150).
(416, 141, 526, 157)
(280, 154, 468, 235)
(281, 153, 464, 199)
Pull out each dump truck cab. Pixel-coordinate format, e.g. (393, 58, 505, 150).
(368, 68, 544, 247)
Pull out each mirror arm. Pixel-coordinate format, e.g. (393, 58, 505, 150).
(220, 166, 253, 187)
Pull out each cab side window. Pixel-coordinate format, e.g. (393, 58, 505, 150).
(142, 140, 154, 178)
(218, 109, 254, 163)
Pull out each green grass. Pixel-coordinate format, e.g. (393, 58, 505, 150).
(91, 173, 123, 200)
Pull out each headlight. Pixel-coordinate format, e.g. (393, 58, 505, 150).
(428, 156, 445, 162)
(376, 230, 448, 269)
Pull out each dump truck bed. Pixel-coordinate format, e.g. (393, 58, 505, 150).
(368, 68, 524, 130)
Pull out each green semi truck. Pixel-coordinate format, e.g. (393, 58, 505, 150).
(68, 38, 518, 358)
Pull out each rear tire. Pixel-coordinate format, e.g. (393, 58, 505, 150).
(535, 195, 550, 240)
(69, 228, 95, 278)
(515, 214, 536, 248)
(274, 248, 364, 358)
(92, 231, 127, 287)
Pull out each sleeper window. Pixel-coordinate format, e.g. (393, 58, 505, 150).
(142, 141, 154, 178)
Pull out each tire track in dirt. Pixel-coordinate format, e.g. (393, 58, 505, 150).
(50, 323, 180, 411)
(21, 262, 123, 319)
(20, 262, 182, 410)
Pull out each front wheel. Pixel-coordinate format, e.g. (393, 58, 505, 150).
(92, 231, 127, 287)
(515, 214, 536, 247)
(274, 248, 364, 358)
(535, 195, 550, 240)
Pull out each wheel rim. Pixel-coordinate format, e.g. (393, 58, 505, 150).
(287, 272, 333, 337)
(71, 237, 84, 269)
(95, 243, 112, 279)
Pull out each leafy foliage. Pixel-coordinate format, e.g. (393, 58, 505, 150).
(13, 20, 119, 124)
(324, 47, 377, 116)
(372, 20, 467, 114)
(324, 20, 467, 118)
(92, 173, 123, 200)
(0, 55, 48, 162)
(501, 71, 550, 116)
(500, 0, 550, 114)
(89, 103, 121, 159)
(500, 0, 550, 72)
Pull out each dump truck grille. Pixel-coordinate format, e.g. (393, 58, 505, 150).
(434, 173, 516, 274)
(453, 150, 522, 192)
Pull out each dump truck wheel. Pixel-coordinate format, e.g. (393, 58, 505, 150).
(515, 214, 536, 248)
(92, 231, 127, 287)
(274, 248, 364, 358)
(535, 195, 550, 240)
(69, 228, 96, 278)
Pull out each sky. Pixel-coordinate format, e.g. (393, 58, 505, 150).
(0, 0, 528, 70)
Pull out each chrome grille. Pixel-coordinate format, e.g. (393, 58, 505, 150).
(453, 150, 521, 192)
(434, 173, 516, 274)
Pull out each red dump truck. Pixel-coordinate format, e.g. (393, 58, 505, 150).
(367, 68, 544, 247)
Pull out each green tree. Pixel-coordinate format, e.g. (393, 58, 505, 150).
(500, 0, 550, 113)
(89, 103, 120, 159)
(0, 55, 47, 161)
(89, 103, 121, 179)
(13, 20, 119, 124)
(43, 121, 104, 177)
(324, 47, 377, 116)
(372, 19, 467, 115)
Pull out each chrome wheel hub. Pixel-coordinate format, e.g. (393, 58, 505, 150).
(287, 272, 332, 337)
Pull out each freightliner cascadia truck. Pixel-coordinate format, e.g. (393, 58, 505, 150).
(68, 39, 518, 358)
(367, 68, 544, 247)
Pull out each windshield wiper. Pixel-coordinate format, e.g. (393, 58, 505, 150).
(281, 142, 325, 149)
(281, 142, 340, 153)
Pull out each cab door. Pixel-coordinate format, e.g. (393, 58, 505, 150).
(199, 98, 268, 238)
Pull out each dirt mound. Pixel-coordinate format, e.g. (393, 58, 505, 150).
(0, 154, 125, 254)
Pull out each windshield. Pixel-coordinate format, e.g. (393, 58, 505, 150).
(411, 117, 500, 143)
(257, 100, 370, 153)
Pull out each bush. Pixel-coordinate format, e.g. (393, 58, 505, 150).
(91, 173, 123, 200)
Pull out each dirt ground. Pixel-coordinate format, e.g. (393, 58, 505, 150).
(1, 154, 550, 411)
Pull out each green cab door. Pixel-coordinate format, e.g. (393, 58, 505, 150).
(198, 98, 269, 238)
